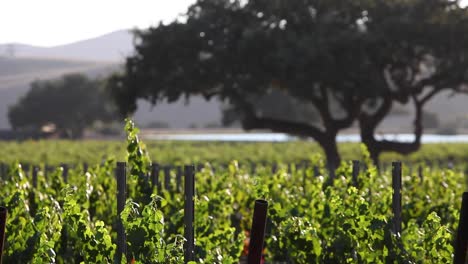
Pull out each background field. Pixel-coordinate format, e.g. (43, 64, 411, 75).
(2, 140, 468, 167)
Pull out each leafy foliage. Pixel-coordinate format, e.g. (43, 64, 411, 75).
(107, 0, 468, 166)
(0, 122, 465, 263)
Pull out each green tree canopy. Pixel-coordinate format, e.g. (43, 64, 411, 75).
(108, 0, 468, 167)
(9, 73, 119, 139)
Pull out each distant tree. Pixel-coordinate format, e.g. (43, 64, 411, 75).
(108, 0, 468, 167)
(9, 73, 119, 139)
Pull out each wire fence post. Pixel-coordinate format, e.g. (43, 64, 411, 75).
(116, 162, 127, 263)
(184, 165, 195, 263)
(392, 161, 402, 235)
(454, 192, 468, 264)
(248, 199, 268, 264)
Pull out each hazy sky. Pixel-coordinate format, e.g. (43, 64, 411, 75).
(0, 0, 196, 46)
(2, 0, 467, 47)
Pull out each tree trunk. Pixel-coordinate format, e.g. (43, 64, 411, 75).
(241, 115, 342, 178)
(318, 134, 340, 181)
(361, 136, 381, 166)
(360, 97, 423, 166)
(359, 98, 393, 166)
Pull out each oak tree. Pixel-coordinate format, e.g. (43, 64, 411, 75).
(108, 0, 468, 167)
(9, 74, 118, 138)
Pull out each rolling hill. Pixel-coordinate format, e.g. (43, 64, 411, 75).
(0, 29, 223, 130)
(0, 30, 134, 62)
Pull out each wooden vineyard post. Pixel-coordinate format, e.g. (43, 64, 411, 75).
(302, 165, 307, 195)
(392, 161, 402, 235)
(83, 162, 88, 173)
(271, 163, 278, 174)
(0, 207, 7, 264)
(151, 163, 160, 191)
(0, 163, 5, 180)
(29, 166, 39, 217)
(352, 160, 360, 188)
(23, 164, 30, 177)
(184, 165, 195, 263)
(164, 166, 171, 190)
(61, 163, 69, 183)
(116, 162, 127, 263)
(44, 164, 49, 181)
(418, 165, 424, 183)
(59, 163, 70, 256)
(176, 166, 182, 192)
(32, 166, 38, 188)
(251, 162, 257, 174)
(248, 199, 268, 264)
(454, 192, 468, 264)
(313, 166, 320, 177)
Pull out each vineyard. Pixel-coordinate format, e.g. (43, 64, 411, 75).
(0, 120, 467, 263)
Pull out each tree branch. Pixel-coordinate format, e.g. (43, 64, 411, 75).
(242, 115, 326, 142)
(335, 96, 363, 129)
(230, 91, 328, 142)
(359, 96, 393, 135)
(368, 95, 423, 157)
(309, 86, 333, 130)
(419, 87, 440, 105)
